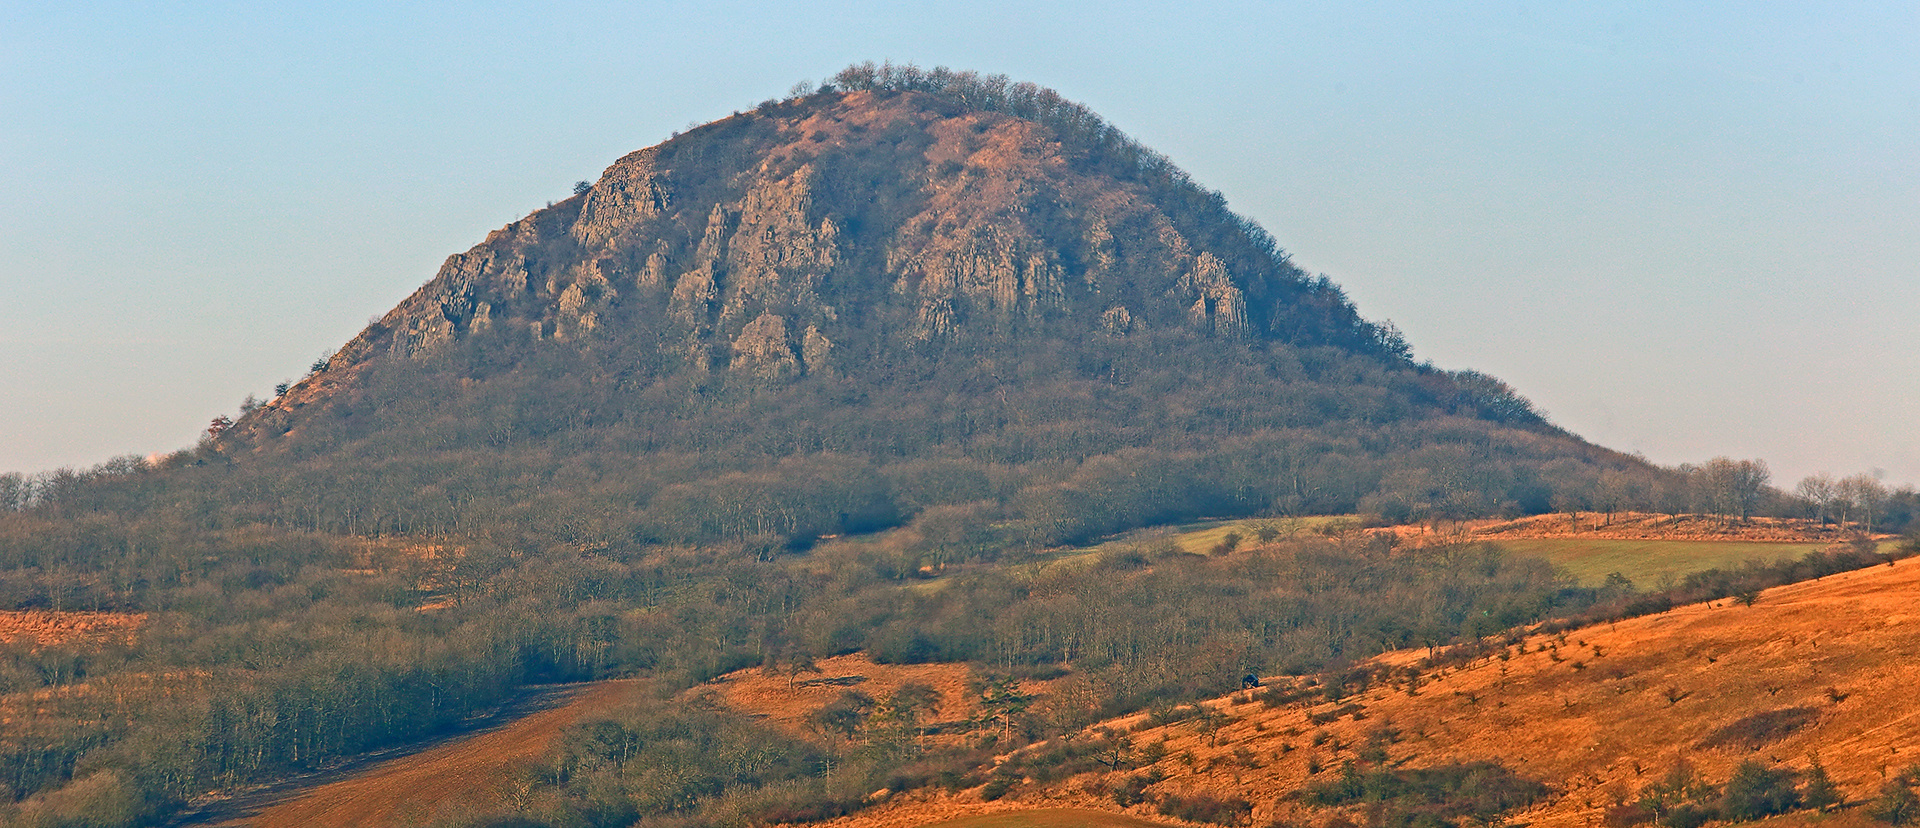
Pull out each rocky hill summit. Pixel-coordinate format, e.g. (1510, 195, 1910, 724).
(203, 64, 1652, 551)
(290, 72, 1397, 404)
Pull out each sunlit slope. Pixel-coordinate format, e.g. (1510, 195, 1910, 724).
(844, 559, 1920, 828)
(192, 681, 641, 828)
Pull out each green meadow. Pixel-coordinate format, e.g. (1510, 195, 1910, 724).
(1479, 537, 1831, 588)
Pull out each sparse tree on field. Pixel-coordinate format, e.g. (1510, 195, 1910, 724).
(783, 651, 822, 690)
(1194, 707, 1231, 747)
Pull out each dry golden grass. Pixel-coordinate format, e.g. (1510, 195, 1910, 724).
(706, 652, 984, 741)
(907, 807, 1174, 828)
(834, 558, 1920, 828)
(0, 610, 142, 648)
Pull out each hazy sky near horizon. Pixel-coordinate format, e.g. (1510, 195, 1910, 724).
(5, 1, 1917, 489)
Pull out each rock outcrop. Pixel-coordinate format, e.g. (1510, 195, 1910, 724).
(267, 84, 1396, 415)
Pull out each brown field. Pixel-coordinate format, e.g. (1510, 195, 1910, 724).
(1367, 512, 1863, 543)
(0, 610, 143, 648)
(914, 807, 1175, 828)
(706, 652, 989, 741)
(1464, 512, 1874, 543)
(832, 558, 1920, 828)
(190, 680, 642, 828)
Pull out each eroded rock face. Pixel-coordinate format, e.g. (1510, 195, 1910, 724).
(572, 148, 669, 247)
(729, 312, 801, 381)
(302, 88, 1345, 394)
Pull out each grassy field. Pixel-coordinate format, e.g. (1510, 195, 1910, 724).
(1056, 516, 1854, 590)
(1038, 516, 1350, 565)
(1486, 537, 1831, 588)
(915, 809, 1173, 828)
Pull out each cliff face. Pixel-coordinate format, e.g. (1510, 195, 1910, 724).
(276, 88, 1387, 416)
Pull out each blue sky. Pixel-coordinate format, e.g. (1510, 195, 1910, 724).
(4, 1, 1917, 489)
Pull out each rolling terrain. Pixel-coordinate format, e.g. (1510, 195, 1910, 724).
(153, 518, 1908, 828)
(828, 552, 1920, 828)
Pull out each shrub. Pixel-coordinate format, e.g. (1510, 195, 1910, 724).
(1873, 774, 1920, 826)
(979, 776, 1016, 801)
(1301, 761, 1547, 828)
(1661, 803, 1716, 828)
(1718, 760, 1800, 821)
(1158, 792, 1254, 826)
(1111, 769, 1164, 807)
(1603, 803, 1656, 828)
(1802, 758, 1841, 813)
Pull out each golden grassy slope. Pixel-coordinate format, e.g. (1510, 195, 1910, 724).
(829, 558, 1920, 828)
(705, 653, 984, 739)
(199, 680, 643, 828)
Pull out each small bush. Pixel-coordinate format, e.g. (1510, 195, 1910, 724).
(1301, 760, 1547, 828)
(1873, 774, 1920, 826)
(1158, 792, 1254, 826)
(1111, 769, 1164, 807)
(1718, 760, 1800, 821)
(1662, 803, 1716, 828)
(979, 776, 1016, 801)
(1603, 803, 1656, 828)
(1802, 758, 1841, 813)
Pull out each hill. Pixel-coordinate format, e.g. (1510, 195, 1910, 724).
(0, 64, 1720, 827)
(77, 62, 1664, 558)
(833, 554, 1920, 828)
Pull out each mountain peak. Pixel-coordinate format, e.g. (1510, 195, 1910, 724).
(214, 68, 1624, 550)
(297, 82, 1397, 399)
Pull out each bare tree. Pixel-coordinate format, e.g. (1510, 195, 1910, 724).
(1700, 457, 1771, 522)
(1796, 474, 1837, 524)
(1838, 473, 1889, 533)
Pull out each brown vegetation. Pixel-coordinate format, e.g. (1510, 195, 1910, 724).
(706, 653, 984, 740)
(826, 557, 1920, 828)
(1373, 512, 1878, 546)
(0, 610, 142, 648)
